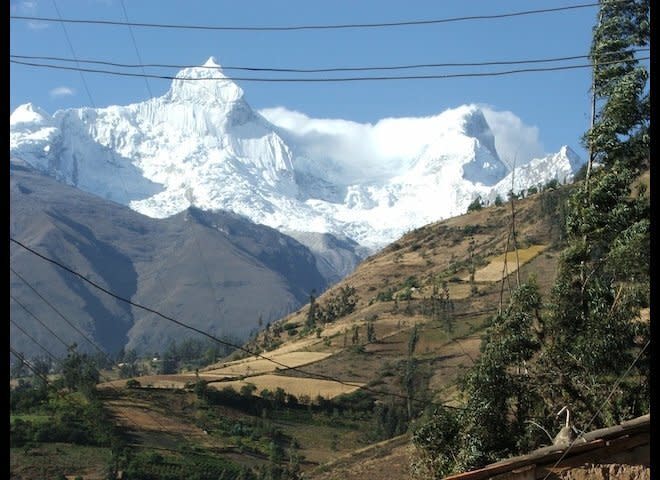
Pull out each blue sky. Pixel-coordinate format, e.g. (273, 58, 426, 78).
(10, 0, 609, 161)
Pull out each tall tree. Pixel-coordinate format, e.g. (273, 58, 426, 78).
(306, 291, 317, 329)
(537, 162, 650, 429)
(59, 345, 100, 398)
(585, 0, 649, 175)
(413, 3, 650, 473)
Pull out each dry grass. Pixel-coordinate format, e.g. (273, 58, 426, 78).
(306, 435, 413, 480)
(98, 375, 187, 390)
(93, 191, 565, 462)
(427, 335, 481, 393)
(11, 444, 112, 480)
(468, 244, 548, 282)
(208, 374, 364, 399)
(205, 351, 333, 377)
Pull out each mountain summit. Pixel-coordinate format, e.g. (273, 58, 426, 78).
(165, 56, 245, 105)
(10, 56, 583, 249)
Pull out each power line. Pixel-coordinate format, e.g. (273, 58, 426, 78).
(10, 274, 198, 440)
(10, 237, 469, 410)
(10, 258, 365, 439)
(118, 0, 154, 99)
(52, 0, 147, 212)
(9, 337, 183, 446)
(11, 261, 177, 439)
(542, 339, 650, 480)
(9, 48, 650, 73)
(9, 57, 650, 83)
(106, 0, 194, 322)
(38, 0, 229, 332)
(50, 0, 96, 108)
(10, 347, 54, 386)
(10, 314, 60, 363)
(10, 292, 72, 350)
(10, 266, 110, 358)
(8, 236, 407, 400)
(12, 260, 192, 433)
(21, 0, 233, 371)
(11, 3, 602, 32)
(53, 0, 194, 340)
(49, 0, 167, 302)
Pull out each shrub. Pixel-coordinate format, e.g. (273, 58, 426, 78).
(376, 288, 395, 302)
(467, 196, 483, 213)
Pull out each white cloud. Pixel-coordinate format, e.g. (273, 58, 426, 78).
(260, 107, 431, 184)
(480, 106, 545, 167)
(259, 105, 548, 183)
(12, 1, 50, 29)
(11, 0, 36, 14)
(50, 86, 76, 98)
(19, 0, 37, 12)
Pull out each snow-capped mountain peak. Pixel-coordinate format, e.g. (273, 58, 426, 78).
(163, 56, 244, 105)
(487, 145, 584, 201)
(203, 55, 221, 67)
(9, 56, 584, 250)
(460, 106, 500, 161)
(558, 145, 583, 172)
(10, 102, 52, 127)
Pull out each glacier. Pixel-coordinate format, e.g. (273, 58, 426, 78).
(10, 56, 584, 251)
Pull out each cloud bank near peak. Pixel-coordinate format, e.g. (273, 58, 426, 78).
(479, 106, 545, 168)
(259, 105, 546, 184)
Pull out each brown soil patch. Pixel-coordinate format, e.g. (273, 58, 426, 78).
(105, 397, 206, 438)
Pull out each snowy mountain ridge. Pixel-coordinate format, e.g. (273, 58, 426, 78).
(10, 57, 584, 250)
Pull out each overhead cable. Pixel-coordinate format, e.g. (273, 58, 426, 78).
(118, 0, 154, 98)
(10, 347, 54, 385)
(9, 48, 650, 73)
(9, 56, 650, 83)
(50, 0, 96, 108)
(10, 292, 72, 349)
(10, 237, 468, 409)
(11, 3, 602, 32)
(11, 266, 110, 358)
(11, 278, 194, 438)
(10, 315, 60, 363)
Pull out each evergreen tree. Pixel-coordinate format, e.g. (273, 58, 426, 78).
(366, 321, 376, 343)
(455, 283, 544, 469)
(467, 196, 483, 213)
(411, 4, 650, 474)
(59, 345, 100, 398)
(306, 291, 317, 329)
(407, 324, 419, 357)
(585, 0, 649, 171)
(351, 325, 359, 345)
(537, 163, 649, 428)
